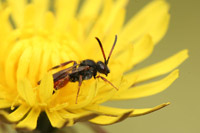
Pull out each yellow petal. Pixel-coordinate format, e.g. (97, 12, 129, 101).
(67, 80, 97, 110)
(0, 100, 11, 108)
(130, 34, 154, 66)
(0, 30, 21, 66)
(0, 85, 18, 106)
(84, 0, 127, 52)
(0, 7, 12, 45)
(0, 110, 12, 123)
(86, 75, 123, 104)
(45, 109, 66, 128)
(149, 13, 170, 44)
(17, 46, 32, 80)
(8, 0, 26, 27)
(92, 88, 115, 105)
(38, 43, 52, 81)
(17, 79, 36, 106)
(78, 0, 102, 19)
(5, 41, 28, 89)
(112, 69, 179, 100)
(22, 4, 36, 29)
(113, 34, 153, 72)
(28, 43, 43, 86)
(58, 109, 97, 126)
(111, 75, 138, 94)
(91, 77, 123, 104)
(103, 8, 125, 49)
(61, 39, 85, 60)
(8, 104, 31, 122)
(68, 18, 84, 41)
(130, 103, 170, 117)
(55, 0, 79, 32)
(102, 0, 128, 34)
(0, 65, 6, 88)
(32, 0, 48, 28)
(78, 0, 102, 32)
(89, 111, 133, 125)
(125, 49, 188, 83)
(110, 43, 134, 75)
(85, 105, 134, 117)
(85, 0, 113, 42)
(38, 73, 54, 103)
(89, 103, 169, 125)
(43, 12, 55, 32)
(50, 48, 61, 68)
(118, 0, 169, 48)
(16, 107, 41, 130)
(49, 102, 69, 112)
(0, 84, 6, 98)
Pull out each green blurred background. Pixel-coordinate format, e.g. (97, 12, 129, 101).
(74, 0, 200, 132)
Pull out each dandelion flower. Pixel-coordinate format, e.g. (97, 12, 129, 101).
(0, 0, 188, 131)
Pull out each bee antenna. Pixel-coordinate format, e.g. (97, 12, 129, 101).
(95, 37, 107, 63)
(106, 35, 117, 65)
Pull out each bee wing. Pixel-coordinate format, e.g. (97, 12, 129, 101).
(53, 65, 89, 83)
(53, 64, 78, 82)
(69, 66, 90, 74)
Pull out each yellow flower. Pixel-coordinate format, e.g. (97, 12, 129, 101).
(0, 0, 188, 130)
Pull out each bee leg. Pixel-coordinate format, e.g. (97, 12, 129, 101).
(76, 75, 83, 104)
(96, 75, 118, 91)
(49, 60, 77, 71)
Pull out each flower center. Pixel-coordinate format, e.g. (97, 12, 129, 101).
(1, 28, 82, 99)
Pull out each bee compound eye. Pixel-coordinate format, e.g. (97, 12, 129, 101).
(99, 63, 105, 70)
(97, 61, 106, 73)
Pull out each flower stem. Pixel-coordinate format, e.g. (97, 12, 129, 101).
(35, 112, 57, 133)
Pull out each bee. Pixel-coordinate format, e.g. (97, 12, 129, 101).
(39, 35, 118, 103)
